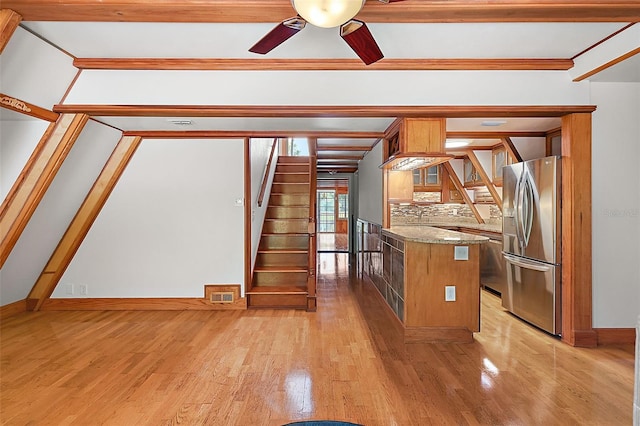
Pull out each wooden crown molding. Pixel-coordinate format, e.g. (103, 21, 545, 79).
(73, 58, 574, 71)
(56, 104, 597, 118)
(4, 1, 639, 22)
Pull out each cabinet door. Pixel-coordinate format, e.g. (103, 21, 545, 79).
(463, 158, 478, 185)
(492, 146, 507, 184)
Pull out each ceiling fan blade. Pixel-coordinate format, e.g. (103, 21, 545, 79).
(340, 19, 383, 65)
(249, 17, 306, 54)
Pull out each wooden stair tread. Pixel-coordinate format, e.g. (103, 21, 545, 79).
(264, 218, 307, 221)
(254, 266, 308, 273)
(247, 286, 308, 295)
(257, 249, 307, 254)
(261, 232, 308, 236)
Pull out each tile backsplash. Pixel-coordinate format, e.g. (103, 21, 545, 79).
(391, 202, 502, 226)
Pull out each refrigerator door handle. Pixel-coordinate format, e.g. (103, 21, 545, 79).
(503, 253, 551, 272)
(523, 173, 534, 246)
(514, 171, 524, 247)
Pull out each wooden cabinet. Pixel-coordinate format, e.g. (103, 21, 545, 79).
(463, 157, 482, 187)
(413, 165, 441, 191)
(492, 145, 513, 186)
(386, 170, 413, 202)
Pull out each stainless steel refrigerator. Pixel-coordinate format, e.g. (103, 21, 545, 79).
(502, 156, 561, 335)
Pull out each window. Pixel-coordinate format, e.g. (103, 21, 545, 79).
(338, 193, 348, 219)
(286, 138, 309, 156)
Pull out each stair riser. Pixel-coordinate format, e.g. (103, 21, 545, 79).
(276, 164, 309, 173)
(262, 220, 308, 234)
(273, 173, 309, 184)
(247, 294, 308, 309)
(278, 156, 310, 164)
(252, 272, 308, 286)
(268, 194, 309, 207)
(266, 206, 308, 219)
(256, 253, 309, 267)
(259, 235, 309, 250)
(272, 183, 309, 194)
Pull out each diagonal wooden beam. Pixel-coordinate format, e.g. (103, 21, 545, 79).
(1, 93, 59, 122)
(466, 151, 503, 210)
(26, 135, 142, 311)
(502, 137, 523, 163)
(0, 114, 88, 268)
(442, 162, 485, 224)
(0, 9, 21, 55)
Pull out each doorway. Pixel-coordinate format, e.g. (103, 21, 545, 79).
(317, 179, 349, 252)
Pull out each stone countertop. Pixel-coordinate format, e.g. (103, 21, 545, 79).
(383, 226, 489, 245)
(425, 221, 502, 234)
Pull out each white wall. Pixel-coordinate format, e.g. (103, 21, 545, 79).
(591, 82, 640, 328)
(512, 137, 547, 161)
(0, 121, 122, 305)
(250, 138, 278, 271)
(54, 138, 245, 298)
(0, 118, 50, 200)
(65, 70, 590, 106)
(357, 142, 383, 225)
(0, 27, 78, 109)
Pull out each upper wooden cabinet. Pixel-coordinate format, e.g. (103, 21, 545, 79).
(413, 165, 441, 191)
(463, 157, 483, 187)
(492, 145, 513, 185)
(382, 118, 450, 169)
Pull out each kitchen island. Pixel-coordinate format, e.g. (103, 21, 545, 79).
(358, 222, 488, 343)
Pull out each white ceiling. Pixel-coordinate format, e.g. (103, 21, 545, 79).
(23, 22, 628, 59)
(3, 16, 638, 169)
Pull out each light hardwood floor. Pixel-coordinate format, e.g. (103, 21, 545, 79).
(0, 253, 635, 425)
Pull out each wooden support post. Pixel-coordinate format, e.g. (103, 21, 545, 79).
(466, 150, 503, 210)
(0, 9, 21, 55)
(244, 137, 253, 295)
(442, 162, 485, 224)
(26, 135, 142, 311)
(560, 113, 596, 347)
(307, 138, 318, 311)
(0, 113, 88, 268)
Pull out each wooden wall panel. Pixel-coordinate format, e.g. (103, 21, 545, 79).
(27, 135, 141, 311)
(0, 114, 88, 268)
(561, 113, 596, 347)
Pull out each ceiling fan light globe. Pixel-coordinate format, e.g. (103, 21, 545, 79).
(291, 0, 365, 28)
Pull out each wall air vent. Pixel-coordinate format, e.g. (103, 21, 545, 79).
(210, 292, 234, 303)
(167, 119, 193, 126)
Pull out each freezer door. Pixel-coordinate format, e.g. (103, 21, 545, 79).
(502, 253, 562, 335)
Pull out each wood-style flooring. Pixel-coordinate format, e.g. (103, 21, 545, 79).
(317, 233, 348, 252)
(0, 253, 635, 425)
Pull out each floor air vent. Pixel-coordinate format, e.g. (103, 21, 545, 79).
(210, 292, 234, 303)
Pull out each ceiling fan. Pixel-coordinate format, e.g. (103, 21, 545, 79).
(249, 0, 405, 65)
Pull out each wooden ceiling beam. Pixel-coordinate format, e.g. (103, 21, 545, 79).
(0, 9, 21, 55)
(5, 1, 639, 22)
(58, 104, 597, 118)
(122, 130, 384, 139)
(446, 131, 547, 138)
(73, 58, 574, 71)
(317, 146, 373, 151)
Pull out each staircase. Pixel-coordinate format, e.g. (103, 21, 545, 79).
(247, 156, 317, 311)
